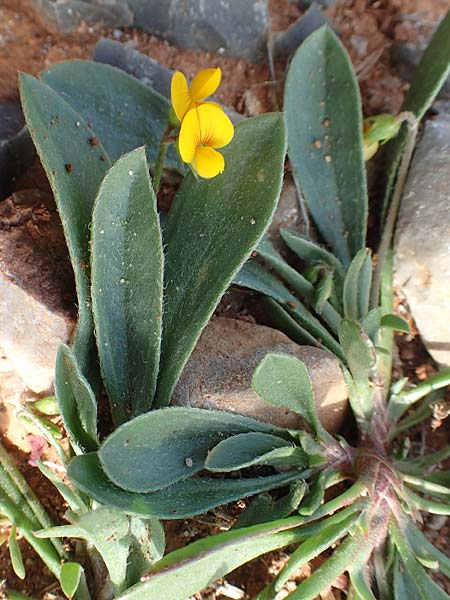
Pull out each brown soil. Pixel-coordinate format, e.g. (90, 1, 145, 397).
(1, 0, 449, 598)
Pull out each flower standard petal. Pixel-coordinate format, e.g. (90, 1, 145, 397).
(190, 67, 222, 101)
(171, 71, 192, 121)
(195, 104, 234, 148)
(192, 146, 225, 178)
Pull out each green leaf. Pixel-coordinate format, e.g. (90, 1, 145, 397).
(55, 344, 98, 453)
(339, 319, 376, 386)
(402, 10, 450, 120)
(232, 481, 307, 529)
(274, 509, 360, 591)
(35, 507, 131, 593)
(91, 147, 163, 424)
(343, 249, 371, 321)
(394, 556, 422, 600)
(205, 432, 306, 472)
(381, 314, 410, 334)
(390, 522, 450, 600)
(99, 407, 289, 493)
(60, 562, 82, 599)
(32, 396, 59, 416)
(9, 526, 25, 580)
(115, 518, 311, 600)
(285, 26, 367, 267)
(361, 308, 382, 342)
(236, 261, 344, 357)
(154, 113, 287, 407)
(402, 518, 450, 578)
(349, 565, 377, 600)
(382, 11, 450, 223)
(287, 528, 370, 600)
(68, 453, 303, 519)
(41, 60, 180, 169)
(19, 74, 111, 381)
(253, 353, 330, 439)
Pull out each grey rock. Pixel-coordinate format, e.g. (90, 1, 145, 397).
(272, 3, 330, 59)
(127, 0, 269, 62)
(172, 317, 348, 433)
(30, 0, 133, 34)
(391, 42, 450, 99)
(0, 104, 35, 201)
(93, 39, 244, 123)
(0, 190, 76, 392)
(395, 114, 450, 366)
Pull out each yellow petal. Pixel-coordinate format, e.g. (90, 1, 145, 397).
(190, 68, 221, 102)
(178, 107, 201, 163)
(196, 104, 234, 148)
(192, 146, 225, 178)
(171, 71, 192, 122)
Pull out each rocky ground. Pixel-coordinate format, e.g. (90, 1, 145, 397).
(0, 0, 449, 598)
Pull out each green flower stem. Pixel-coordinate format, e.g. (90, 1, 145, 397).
(153, 125, 175, 194)
(399, 367, 450, 406)
(370, 112, 418, 310)
(18, 408, 68, 465)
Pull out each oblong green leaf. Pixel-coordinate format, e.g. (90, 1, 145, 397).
(60, 562, 82, 599)
(19, 73, 111, 379)
(154, 113, 287, 408)
(68, 453, 303, 519)
(99, 407, 289, 493)
(205, 432, 306, 472)
(380, 314, 410, 334)
(252, 353, 329, 439)
(91, 147, 163, 424)
(285, 26, 367, 266)
(55, 344, 98, 453)
(41, 60, 180, 169)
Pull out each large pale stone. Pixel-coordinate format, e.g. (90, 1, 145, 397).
(172, 317, 348, 433)
(0, 190, 75, 392)
(395, 114, 450, 366)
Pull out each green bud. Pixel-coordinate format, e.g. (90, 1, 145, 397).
(33, 396, 59, 416)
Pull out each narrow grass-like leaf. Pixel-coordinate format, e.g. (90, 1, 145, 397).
(68, 453, 303, 519)
(9, 526, 25, 580)
(99, 408, 289, 493)
(390, 522, 450, 599)
(402, 518, 450, 578)
(343, 249, 370, 321)
(349, 565, 377, 600)
(205, 433, 306, 472)
(154, 114, 286, 407)
(252, 353, 329, 439)
(285, 27, 367, 266)
(274, 509, 360, 591)
(55, 344, 98, 453)
(19, 74, 111, 380)
(287, 529, 370, 600)
(91, 147, 163, 424)
(41, 60, 180, 169)
(262, 298, 327, 349)
(404, 489, 450, 515)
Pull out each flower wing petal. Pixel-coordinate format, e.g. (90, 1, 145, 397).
(178, 107, 201, 163)
(196, 104, 234, 149)
(171, 71, 192, 121)
(190, 68, 221, 101)
(192, 146, 225, 179)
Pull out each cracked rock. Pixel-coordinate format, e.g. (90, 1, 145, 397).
(172, 317, 348, 433)
(0, 190, 76, 392)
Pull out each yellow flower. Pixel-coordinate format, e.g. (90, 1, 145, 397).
(171, 68, 222, 122)
(178, 104, 234, 179)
